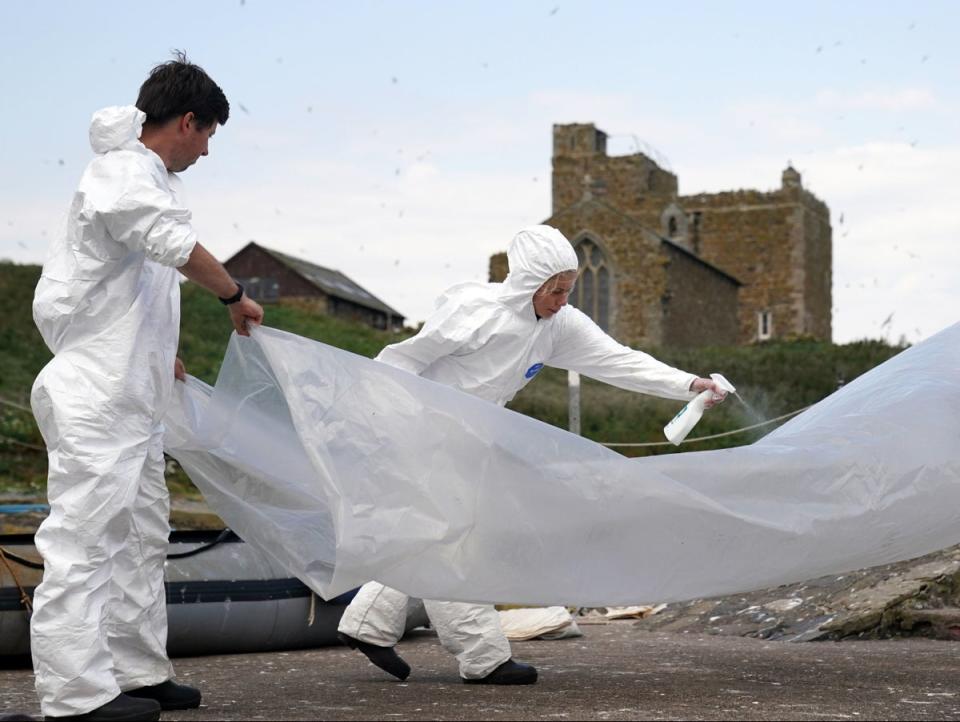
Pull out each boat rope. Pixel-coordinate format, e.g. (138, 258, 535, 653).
(599, 405, 812, 448)
(165, 528, 236, 559)
(0, 546, 34, 613)
(0, 529, 237, 570)
(0, 546, 44, 570)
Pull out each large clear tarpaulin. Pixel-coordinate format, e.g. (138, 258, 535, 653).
(163, 323, 960, 606)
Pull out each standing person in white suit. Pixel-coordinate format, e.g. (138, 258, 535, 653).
(30, 54, 263, 722)
(337, 224, 727, 685)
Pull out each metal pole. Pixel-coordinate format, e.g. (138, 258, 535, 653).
(568, 370, 581, 435)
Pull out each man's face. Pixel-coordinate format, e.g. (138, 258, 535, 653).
(532, 272, 577, 319)
(171, 114, 217, 172)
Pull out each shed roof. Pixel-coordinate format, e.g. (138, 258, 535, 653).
(228, 242, 404, 319)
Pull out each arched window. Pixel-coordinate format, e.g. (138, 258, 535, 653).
(573, 238, 610, 331)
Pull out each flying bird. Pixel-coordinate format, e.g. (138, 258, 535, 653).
(238, 103, 250, 114)
(549, 6, 559, 15)
(880, 313, 894, 329)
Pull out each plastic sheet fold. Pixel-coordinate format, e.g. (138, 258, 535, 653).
(163, 323, 960, 606)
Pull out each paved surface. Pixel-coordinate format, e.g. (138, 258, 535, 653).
(3, 625, 960, 720)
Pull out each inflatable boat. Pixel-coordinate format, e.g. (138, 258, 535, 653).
(0, 527, 426, 659)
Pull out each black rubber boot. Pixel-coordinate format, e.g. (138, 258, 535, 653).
(463, 659, 538, 685)
(125, 680, 201, 710)
(337, 632, 411, 681)
(43, 694, 161, 721)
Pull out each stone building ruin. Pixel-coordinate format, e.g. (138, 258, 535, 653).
(490, 123, 832, 348)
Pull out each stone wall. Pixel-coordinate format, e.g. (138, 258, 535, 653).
(801, 202, 833, 341)
(661, 243, 740, 348)
(492, 199, 741, 349)
(552, 124, 677, 218)
(546, 199, 670, 348)
(681, 171, 832, 343)
(489, 252, 508, 284)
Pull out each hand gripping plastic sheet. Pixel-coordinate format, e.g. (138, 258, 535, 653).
(163, 323, 960, 606)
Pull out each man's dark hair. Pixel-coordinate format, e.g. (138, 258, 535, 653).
(136, 50, 229, 128)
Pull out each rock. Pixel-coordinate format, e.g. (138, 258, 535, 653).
(633, 544, 960, 642)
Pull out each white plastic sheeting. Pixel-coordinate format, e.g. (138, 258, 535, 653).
(163, 323, 960, 607)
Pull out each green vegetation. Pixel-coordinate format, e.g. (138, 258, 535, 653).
(508, 338, 904, 458)
(0, 262, 407, 495)
(0, 261, 907, 495)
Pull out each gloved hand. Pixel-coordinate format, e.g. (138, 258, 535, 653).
(689, 377, 728, 409)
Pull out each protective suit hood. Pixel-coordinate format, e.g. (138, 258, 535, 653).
(497, 225, 578, 316)
(89, 105, 146, 155)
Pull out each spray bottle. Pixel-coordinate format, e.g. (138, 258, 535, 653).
(663, 373, 736, 446)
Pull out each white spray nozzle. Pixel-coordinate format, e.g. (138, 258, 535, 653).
(709, 373, 736, 394)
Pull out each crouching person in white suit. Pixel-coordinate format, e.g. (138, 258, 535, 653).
(337, 224, 727, 685)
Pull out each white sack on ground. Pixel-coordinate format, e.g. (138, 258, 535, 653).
(497, 607, 581, 641)
(163, 323, 960, 606)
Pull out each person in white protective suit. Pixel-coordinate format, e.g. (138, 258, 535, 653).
(30, 55, 263, 722)
(337, 224, 727, 685)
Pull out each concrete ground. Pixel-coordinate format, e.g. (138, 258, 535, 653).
(3, 625, 960, 721)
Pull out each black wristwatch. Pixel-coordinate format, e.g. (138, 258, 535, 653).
(218, 282, 245, 305)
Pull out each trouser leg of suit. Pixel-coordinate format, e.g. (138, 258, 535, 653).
(30, 378, 173, 717)
(338, 581, 512, 679)
(109, 426, 175, 691)
(338, 581, 410, 646)
(422, 600, 512, 679)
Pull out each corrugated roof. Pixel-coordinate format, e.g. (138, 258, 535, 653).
(245, 243, 404, 319)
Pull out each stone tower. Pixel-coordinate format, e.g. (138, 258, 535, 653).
(552, 124, 678, 228)
(491, 123, 833, 347)
(680, 166, 832, 342)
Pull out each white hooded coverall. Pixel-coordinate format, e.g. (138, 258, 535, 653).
(338, 225, 698, 679)
(30, 106, 197, 716)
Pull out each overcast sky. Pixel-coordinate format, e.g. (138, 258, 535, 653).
(1, 0, 956, 344)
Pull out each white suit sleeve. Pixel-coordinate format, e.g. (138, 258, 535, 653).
(376, 295, 479, 375)
(547, 307, 697, 401)
(91, 157, 197, 268)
